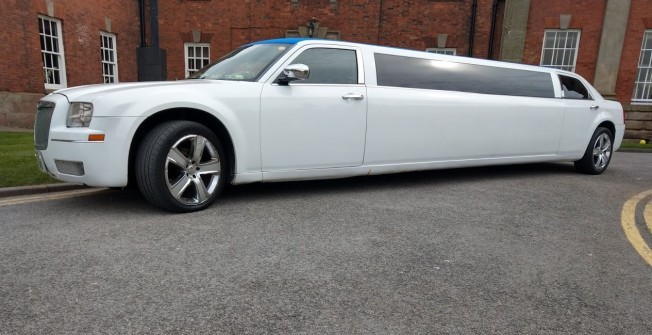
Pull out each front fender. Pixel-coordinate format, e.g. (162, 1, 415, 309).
(92, 81, 265, 176)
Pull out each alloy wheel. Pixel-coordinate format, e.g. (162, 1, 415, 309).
(592, 133, 612, 170)
(165, 134, 221, 205)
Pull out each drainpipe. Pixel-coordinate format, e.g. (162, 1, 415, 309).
(138, 0, 146, 47)
(150, 0, 159, 49)
(137, 0, 166, 81)
(377, 0, 384, 44)
(487, 0, 499, 59)
(467, 0, 478, 57)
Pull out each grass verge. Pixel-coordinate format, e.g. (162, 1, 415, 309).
(619, 139, 652, 150)
(0, 131, 59, 188)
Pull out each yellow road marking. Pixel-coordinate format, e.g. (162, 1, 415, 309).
(0, 188, 106, 207)
(646, 201, 652, 236)
(621, 189, 652, 266)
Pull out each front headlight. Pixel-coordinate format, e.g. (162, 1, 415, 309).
(67, 102, 94, 127)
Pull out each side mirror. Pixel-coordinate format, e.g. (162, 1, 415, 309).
(278, 64, 310, 85)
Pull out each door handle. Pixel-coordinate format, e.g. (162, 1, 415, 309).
(342, 93, 364, 101)
(590, 105, 600, 110)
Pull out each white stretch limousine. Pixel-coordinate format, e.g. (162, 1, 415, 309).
(35, 38, 625, 212)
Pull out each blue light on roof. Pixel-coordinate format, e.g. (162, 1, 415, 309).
(248, 38, 311, 45)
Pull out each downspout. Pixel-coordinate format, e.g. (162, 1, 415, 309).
(136, 0, 166, 81)
(150, 0, 159, 49)
(377, 0, 384, 44)
(487, 0, 499, 59)
(467, 0, 478, 57)
(138, 0, 146, 47)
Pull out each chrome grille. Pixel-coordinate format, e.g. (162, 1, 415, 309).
(34, 101, 55, 150)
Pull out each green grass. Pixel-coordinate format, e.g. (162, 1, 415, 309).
(619, 139, 652, 150)
(0, 131, 59, 188)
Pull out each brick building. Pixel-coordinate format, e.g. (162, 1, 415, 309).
(0, 0, 140, 128)
(1, 0, 651, 139)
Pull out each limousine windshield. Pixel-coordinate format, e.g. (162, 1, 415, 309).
(188, 43, 292, 81)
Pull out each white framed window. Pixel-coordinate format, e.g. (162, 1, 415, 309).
(633, 30, 652, 103)
(100, 32, 118, 83)
(38, 16, 67, 89)
(426, 48, 456, 55)
(184, 43, 210, 77)
(540, 30, 581, 72)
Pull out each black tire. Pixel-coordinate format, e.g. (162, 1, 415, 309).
(136, 121, 227, 212)
(574, 127, 613, 175)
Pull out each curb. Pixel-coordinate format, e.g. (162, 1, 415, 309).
(0, 183, 88, 198)
(617, 148, 652, 153)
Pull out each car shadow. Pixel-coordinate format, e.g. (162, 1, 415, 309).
(75, 162, 577, 213)
(222, 162, 577, 201)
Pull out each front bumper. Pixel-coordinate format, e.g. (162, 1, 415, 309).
(35, 94, 142, 187)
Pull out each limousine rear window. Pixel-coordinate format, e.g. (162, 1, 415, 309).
(374, 53, 555, 98)
(559, 74, 591, 100)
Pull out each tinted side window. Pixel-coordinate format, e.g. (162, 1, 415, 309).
(374, 53, 555, 98)
(559, 75, 590, 100)
(283, 48, 358, 84)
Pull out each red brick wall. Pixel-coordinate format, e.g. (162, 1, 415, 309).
(157, 0, 510, 79)
(615, 0, 652, 103)
(0, 0, 140, 94)
(46, 0, 140, 87)
(0, 1, 44, 93)
(491, 0, 506, 60)
(378, 0, 470, 51)
(157, 0, 388, 80)
(471, 0, 498, 58)
(3, 0, 646, 108)
(522, 0, 607, 83)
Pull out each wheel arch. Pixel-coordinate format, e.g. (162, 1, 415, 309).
(128, 107, 236, 186)
(597, 120, 616, 139)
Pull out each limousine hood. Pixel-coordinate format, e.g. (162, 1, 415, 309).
(54, 80, 221, 102)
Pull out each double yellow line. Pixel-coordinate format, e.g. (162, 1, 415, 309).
(0, 188, 105, 207)
(621, 189, 652, 266)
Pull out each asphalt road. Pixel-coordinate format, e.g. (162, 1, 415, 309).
(1, 152, 652, 334)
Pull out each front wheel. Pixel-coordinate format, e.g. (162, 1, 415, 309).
(574, 127, 613, 175)
(136, 121, 227, 212)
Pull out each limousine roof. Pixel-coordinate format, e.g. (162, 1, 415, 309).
(252, 37, 577, 78)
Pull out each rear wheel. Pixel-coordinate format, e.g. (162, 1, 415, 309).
(136, 121, 227, 212)
(574, 127, 613, 175)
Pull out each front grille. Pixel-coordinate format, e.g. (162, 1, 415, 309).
(34, 101, 55, 150)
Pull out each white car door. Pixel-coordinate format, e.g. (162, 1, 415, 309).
(556, 74, 600, 155)
(364, 54, 565, 165)
(260, 46, 367, 171)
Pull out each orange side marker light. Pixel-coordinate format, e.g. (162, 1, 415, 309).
(88, 134, 105, 142)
